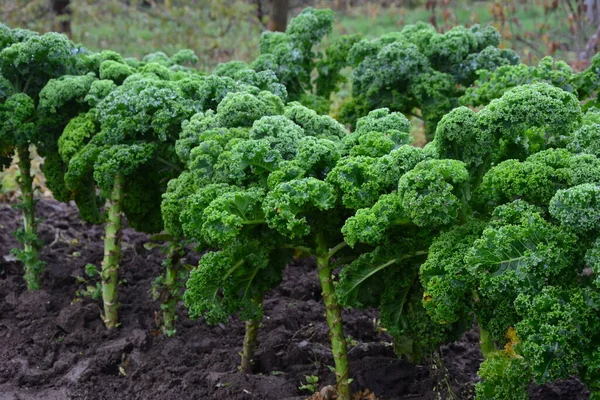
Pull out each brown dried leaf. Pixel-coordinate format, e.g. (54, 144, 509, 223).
(353, 389, 378, 400)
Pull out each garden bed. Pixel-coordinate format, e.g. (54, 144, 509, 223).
(0, 200, 589, 399)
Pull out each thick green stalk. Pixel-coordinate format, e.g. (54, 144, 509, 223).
(240, 315, 261, 373)
(479, 326, 495, 359)
(315, 232, 350, 400)
(16, 145, 44, 291)
(101, 174, 124, 329)
(161, 242, 184, 336)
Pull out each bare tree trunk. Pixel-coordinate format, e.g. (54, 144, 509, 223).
(586, 0, 600, 24)
(267, 0, 289, 32)
(579, 0, 600, 64)
(50, 0, 71, 36)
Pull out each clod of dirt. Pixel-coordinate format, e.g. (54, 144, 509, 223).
(319, 384, 337, 399)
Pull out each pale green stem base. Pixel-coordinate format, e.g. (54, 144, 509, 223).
(240, 318, 260, 373)
(316, 232, 350, 400)
(161, 242, 183, 336)
(101, 174, 124, 329)
(17, 145, 43, 291)
(479, 326, 495, 359)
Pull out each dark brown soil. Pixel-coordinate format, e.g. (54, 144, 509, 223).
(0, 200, 591, 399)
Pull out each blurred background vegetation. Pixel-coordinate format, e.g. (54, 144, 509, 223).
(1, 0, 600, 199)
(2, 0, 600, 70)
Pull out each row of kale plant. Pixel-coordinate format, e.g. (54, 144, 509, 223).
(2, 8, 600, 400)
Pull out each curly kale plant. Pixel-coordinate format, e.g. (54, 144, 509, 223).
(0, 27, 82, 290)
(462, 186, 600, 398)
(413, 87, 600, 397)
(45, 46, 208, 333)
(239, 7, 360, 114)
(164, 89, 399, 398)
(60, 68, 198, 328)
(146, 68, 289, 335)
(340, 22, 519, 138)
(38, 59, 121, 222)
(461, 53, 600, 108)
(459, 56, 577, 107)
(334, 84, 584, 396)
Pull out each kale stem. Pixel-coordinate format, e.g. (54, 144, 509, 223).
(479, 326, 496, 358)
(392, 218, 413, 227)
(161, 241, 185, 336)
(16, 145, 44, 291)
(156, 156, 182, 173)
(240, 294, 263, 373)
(22, 76, 33, 95)
(241, 219, 266, 225)
(101, 173, 124, 329)
(328, 240, 348, 259)
(315, 231, 350, 400)
(281, 244, 313, 255)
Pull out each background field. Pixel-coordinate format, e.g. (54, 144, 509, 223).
(3, 0, 599, 69)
